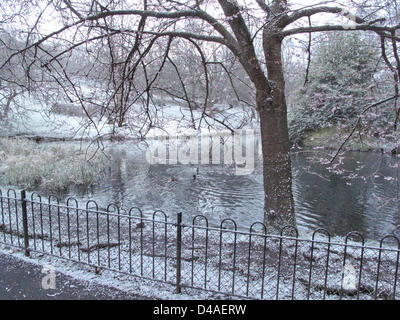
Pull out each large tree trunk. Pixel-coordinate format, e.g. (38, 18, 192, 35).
(258, 30, 296, 234)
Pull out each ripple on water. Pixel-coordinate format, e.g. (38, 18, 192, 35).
(64, 144, 400, 240)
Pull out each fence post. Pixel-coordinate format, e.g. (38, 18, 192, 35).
(176, 212, 182, 294)
(20, 190, 30, 257)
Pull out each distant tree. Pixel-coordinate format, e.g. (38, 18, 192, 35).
(0, 32, 27, 118)
(290, 32, 382, 143)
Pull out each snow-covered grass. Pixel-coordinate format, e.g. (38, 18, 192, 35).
(0, 138, 109, 191)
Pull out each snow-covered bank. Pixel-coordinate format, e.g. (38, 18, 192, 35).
(0, 92, 258, 141)
(302, 126, 400, 154)
(0, 138, 108, 191)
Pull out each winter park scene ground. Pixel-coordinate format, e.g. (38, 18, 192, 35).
(1, 0, 400, 302)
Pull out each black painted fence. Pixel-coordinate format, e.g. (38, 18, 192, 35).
(0, 188, 399, 300)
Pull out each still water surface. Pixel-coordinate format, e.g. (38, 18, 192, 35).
(65, 141, 400, 240)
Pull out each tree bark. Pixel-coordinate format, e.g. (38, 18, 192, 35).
(258, 29, 296, 233)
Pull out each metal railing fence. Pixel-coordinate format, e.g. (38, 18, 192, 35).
(0, 188, 399, 300)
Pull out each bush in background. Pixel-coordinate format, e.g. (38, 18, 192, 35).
(289, 32, 392, 145)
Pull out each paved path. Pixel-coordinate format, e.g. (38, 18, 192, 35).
(0, 251, 150, 300)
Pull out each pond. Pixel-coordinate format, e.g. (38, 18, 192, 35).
(63, 139, 400, 241)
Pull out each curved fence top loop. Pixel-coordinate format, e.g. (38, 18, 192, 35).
(86, 199, 99, 210)
(106, 203, 120, 213)
(380, 234, 400, 249)
(280, 225, 299, 237)
(7, 189, 17, 199)
(153, 209, 167, 221)
(128, 207, 143, 217)
(249, 222, 267, 234)
(220, 218, 237, 231)
(312, 228, 331, 241)
(345, 231, 365, 245)
(30, 192, 42, 201)
(192, 214, 209, 227)
(66, 197, 79, 208)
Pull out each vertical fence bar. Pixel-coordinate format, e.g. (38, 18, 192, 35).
(30, 194, 36, 250)
(140, 211, 143, 276)
(164, 218, 168, 282)
(176, 212, 182, 294)
(276, 236, 283, 300)
(231, 228, 237, 296)
(86, 207, 90, 264)
(128, 210, 132, 274)
(76, 207, 81, 261)
(57, 205, 62, 256)
(66, 198, 75, 259)
(7, 191, 13, 245)
(152, 218, 156, 278)
(117, 211, 121, 271)
(12, 190, 20, 246)
(20, 190, 30, 257)
(39, 198, 44, 252)
(0, 190, 6, 243)
(48, 198, 53, 255)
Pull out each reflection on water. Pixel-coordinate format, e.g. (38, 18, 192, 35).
(292, 151, 400, 240)
(67, 140, 400, 240)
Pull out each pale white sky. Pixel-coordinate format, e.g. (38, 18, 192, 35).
(27, 0, 358, 34)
